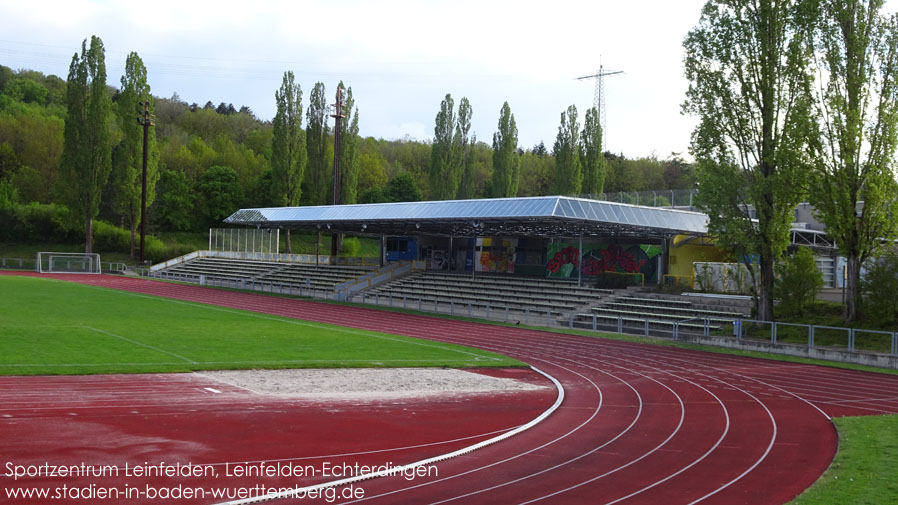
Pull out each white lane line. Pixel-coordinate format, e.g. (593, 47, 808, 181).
(210, 365, 565, 505)
(84, 326, 198, 364)
(204, 387, 222, 394)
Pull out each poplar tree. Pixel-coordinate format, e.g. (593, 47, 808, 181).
(271, 71, 306, 253)
(684, 0, 816, 321)
(808, 0, 898, 321)
(491, 101, 520, 198)
(455, 97, 475, 199)
(338, 82, 360, 205)
(111, 52, 158, 258)
(429, 93, 457, 199)
(580, 107, 606, 195)
(305, 82, 330, 205)
(551, 105, 582, 195)
(59, 35, 112, 254)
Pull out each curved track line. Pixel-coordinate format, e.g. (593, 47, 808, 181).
(212, 366, 565, 505)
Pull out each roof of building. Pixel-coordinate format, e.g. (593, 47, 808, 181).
(224, 196, 709, 240)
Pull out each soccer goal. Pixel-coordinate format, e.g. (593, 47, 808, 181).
(36, 252, 102, 274)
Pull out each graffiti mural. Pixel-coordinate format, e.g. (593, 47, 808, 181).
(475, 237, 517, 273)
(546, 242, 661, 281)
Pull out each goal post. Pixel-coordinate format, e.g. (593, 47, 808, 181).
(36, 252, 102, 274)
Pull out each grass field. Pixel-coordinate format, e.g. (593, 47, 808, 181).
(0, 275, 521, 375)
(790, 415, 898, 504)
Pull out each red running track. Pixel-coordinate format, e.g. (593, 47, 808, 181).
(4, 273, 898, 505)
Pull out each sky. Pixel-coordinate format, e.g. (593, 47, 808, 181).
(0, 0, 711, 158)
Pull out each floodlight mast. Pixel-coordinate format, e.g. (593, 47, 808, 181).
(330, 85, 345, 258)
(137, 101, 155, 264)
(576, 63, 623, 151)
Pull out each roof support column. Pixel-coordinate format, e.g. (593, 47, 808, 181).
(449, 236, 453, 272)
(578, 234, 583, 288)
(316, 230, 320, 268)
(380, 234, 385, 268)
(471, 236, 476, 279)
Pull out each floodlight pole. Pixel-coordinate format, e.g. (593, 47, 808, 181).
(330, 85, 345, 258)
(137, 101, 155, 264)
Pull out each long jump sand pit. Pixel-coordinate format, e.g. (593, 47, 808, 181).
(197, 367, 549, 401)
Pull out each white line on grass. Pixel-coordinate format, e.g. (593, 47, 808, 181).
(0, 359, 493, 368)
(84, 326, 198, 364)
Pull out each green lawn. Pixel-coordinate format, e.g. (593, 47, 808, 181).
(0, 275, 521, 375)
(790, 415, 898, 505)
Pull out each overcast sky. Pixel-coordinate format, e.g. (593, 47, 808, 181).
(1, 0, 713, 158)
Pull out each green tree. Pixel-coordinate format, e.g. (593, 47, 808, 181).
(385, 172, 422, 202)
(111, 52, 159, 258)
(551, 105, 581, 195)
(861, 248, 898, 324)
(454, 97, 475, 199)
(197, 165, 243, 228)
(490, 101, 519, 197)
(305, 82, 330, 205)
(59, 35, 112, 253)
(338, 82, 361, 204)
(271, 71, 306, 254)
(429, 93, 458, 199)
(807, 0, 898, 322)
(775, 247, 824, 316)
(152, 169, 193, 231)
(683, 0, 816, 321)
(580, 107, 606, 195)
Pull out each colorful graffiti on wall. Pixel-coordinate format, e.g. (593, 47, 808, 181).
(475, 237, 517, 273)
(546, 242, 661, 281)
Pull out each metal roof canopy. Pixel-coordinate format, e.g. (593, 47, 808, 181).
(224, 196, 710, 239)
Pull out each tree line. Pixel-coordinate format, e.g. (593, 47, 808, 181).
(685, 0, 898, 323)
(0, 38, 696, 258)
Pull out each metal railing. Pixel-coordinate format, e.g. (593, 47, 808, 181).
(0, 257, 126, 273)
(142, 269, 898, 361)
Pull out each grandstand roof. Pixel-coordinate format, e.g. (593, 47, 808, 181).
(224, 196, 709, 239)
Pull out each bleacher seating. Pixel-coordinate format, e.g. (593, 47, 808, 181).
(573, 293, 751, 334)
(155, 257, 373, 291)
(366, 270, 612, 316)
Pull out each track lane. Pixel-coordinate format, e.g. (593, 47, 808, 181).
(6, 273, 898, 504)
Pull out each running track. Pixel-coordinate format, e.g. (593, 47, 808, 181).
(5, 273, 898, 505)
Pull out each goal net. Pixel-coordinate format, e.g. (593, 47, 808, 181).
(36, 252, 102, 274)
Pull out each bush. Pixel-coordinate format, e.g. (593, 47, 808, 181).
(341, 237, 361, 257)
(92, 220, 132, 253)
(775, 248, 824, 317)
(0, 201, 75, 242)
(862, 251, 898, 325)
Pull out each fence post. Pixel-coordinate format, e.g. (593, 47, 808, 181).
(673, 322, 679, 340)
(505, 306, 509, 323)
(467, 302, 472, 318)
(545, 310, 550, 326)
(485, 303, 490, 319)
(772, 322, 777, 344)
(892, 332, 897, 356)
(418, 298, 422, 311)
(389, 294, 393, 307)
(617, 316, 622, 334)
(809, 325, 815, 348)
(450, 300, 455, 316)
(849, 328, 855, 352)
(644, 319, 649, 337)
(569, 313, 574, 329)
(525, 307, 530, 325)
(434, 299, 439, 313)
(592, 314, 597, 331)
(403, 296, 407, 309)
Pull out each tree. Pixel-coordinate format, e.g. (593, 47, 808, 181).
(551, 105, 582, 195)
(59, 35, 112, 253)
(808, 0, 898, 322)
(683, 0, 816, 321)
(271, 71, 306, 254)
(775, 247, 824, 316)
(455, 97, 475, 199)
(490, 102, 520, 198)
(111, 52, 159, 258)
(152, 169, 193, 231)
(338, 82, 361, 205)
(580, 107, 606, 195)
(197, 165, 243, 228)
(429, 93, 458, 199)
(305, 82, 330, 205)
(385, 171, 422, 202)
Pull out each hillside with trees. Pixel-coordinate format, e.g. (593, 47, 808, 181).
(0, 37, 696, 263)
